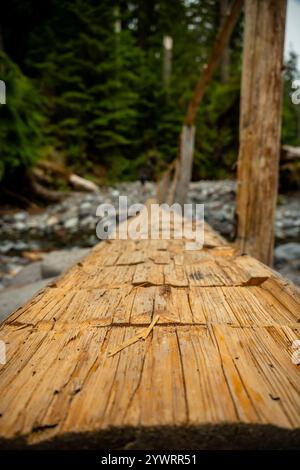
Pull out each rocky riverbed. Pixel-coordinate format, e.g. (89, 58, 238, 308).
(0, 180, 299, 318)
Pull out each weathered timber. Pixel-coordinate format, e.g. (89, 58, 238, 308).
(236, 0, 287, 265)
(168, 125, 195, 206)
(0, 205, 299, 449)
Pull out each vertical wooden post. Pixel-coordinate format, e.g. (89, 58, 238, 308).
(236, 0, 287, 266)
(168, 125, 195, 205)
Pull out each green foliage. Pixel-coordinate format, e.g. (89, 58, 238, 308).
(194, 73, 241, 179)
(282, 51, 300, 146)
(1, 0, 298, 185)
(25, 0, 142, 179)
(0, 51, 43, 181)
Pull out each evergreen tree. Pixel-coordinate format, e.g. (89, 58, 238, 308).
(26, 0, 141, 180)
(0, 51, 43, 181)
(3, 0, 295, 187)
(282, 50, 300, 146)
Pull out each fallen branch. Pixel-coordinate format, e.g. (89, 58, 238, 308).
(29, 176, 66, 203)
(69, 174, 100, 193)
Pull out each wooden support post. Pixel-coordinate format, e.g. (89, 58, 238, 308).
(236, 0, 287, 266)
(168, 125, 195, 205)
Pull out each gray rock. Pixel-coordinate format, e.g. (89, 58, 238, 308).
(275, 243, 300, 262)
(13, 241, 29, 252)
(284, 227, 300, 238)
(0, 278, 56, 322)
(79, 215, 96, 228)
(64, 217, 79, 229)
(41, 248, 90, 278)
(47, 216, 59, 226)
(0, 242, 13, 254)
(14, 221, 27, 231)
(8, 262, 42, 287)
(79, 202, 92, 217)
(13, 212, 27, 222)
(276, 266, 300, 286)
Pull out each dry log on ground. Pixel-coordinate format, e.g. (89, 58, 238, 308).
(36, 161, 100, 193)
(29, 177, 66, 203)
(0, 204, 299, 449)
(69, 174, 100, 193)
(281, 145, 300, 160)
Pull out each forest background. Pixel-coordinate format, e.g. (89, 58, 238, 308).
(0, 0, 299, 190)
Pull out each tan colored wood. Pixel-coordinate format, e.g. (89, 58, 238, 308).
(0, 204, 299, 449)
(168, 125, 195, 206)
(236, 0, 287, 265)
(107, 315, 160, 357)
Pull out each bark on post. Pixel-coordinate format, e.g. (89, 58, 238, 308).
(236, 0, 287, 266)
(168, 0, 243, 205)
(220, 0, 231, 82)
(162, 35, 173, 88)
(168, 125, 195, 205)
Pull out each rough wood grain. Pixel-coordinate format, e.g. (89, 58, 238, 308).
(0, 205, 299, 449)
(236, 0, 287, 265)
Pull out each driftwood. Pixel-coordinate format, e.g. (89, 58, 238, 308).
(32, 160, 99, 201)
(29, 176, 66, 203)
(69, 174, 100, 193)
(0, 204, 299, 449)
(36, 160, 71, 178)
(281, 145, 300, 160)
(34, 161, 100, 194)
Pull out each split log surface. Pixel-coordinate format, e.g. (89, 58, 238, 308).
(0, 206, 299, 449)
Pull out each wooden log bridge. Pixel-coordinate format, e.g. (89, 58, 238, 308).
(0, 204, 300, 449)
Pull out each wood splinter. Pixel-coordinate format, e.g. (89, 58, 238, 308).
(107, 315, 160, 357)
(241, 276, 269, 287)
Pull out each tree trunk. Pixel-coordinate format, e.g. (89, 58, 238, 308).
(220, 0, 231, 82)
(236, 0, 287, 266)
(166, 0, 243, 206)
(184, 0, 243, 127)
(168, 125, 195, 206)
(162, 35, 173, 88)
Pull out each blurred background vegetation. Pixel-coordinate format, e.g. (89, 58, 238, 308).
(0, 0, 299, 188)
